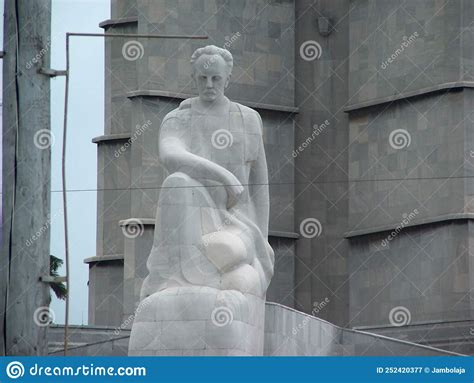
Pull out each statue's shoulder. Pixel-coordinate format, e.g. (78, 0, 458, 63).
(231, 101, 260, 118)
(178, 97, 197, 111)
(231, 101, 263, 135)
(161, 97, 196, 124)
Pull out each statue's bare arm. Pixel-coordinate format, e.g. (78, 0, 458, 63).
(159, 116, 244, 208)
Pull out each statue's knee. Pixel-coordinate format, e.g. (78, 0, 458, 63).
(159, 172, 201, 207)
(162, 172, 193, 189)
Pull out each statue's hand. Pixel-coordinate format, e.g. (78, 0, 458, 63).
(225, 174, 244, 209)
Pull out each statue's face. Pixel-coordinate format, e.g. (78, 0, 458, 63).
(192, 54, 230, 102)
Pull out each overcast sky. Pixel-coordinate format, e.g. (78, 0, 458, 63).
(50, 0, 110, 325)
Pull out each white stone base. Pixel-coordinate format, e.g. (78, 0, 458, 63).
(128, 286, 265, 356)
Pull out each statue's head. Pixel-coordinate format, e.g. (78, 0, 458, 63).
(191, 45, 233, 103)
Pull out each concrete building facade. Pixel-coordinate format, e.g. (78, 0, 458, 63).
(85, 0, 474, 355)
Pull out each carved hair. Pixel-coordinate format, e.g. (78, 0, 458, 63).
(190, 45, 233, 74)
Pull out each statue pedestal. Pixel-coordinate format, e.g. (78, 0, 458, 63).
(128, 286, 265, 356)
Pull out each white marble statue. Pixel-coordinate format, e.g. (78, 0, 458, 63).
(129, 45, 274, 356)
